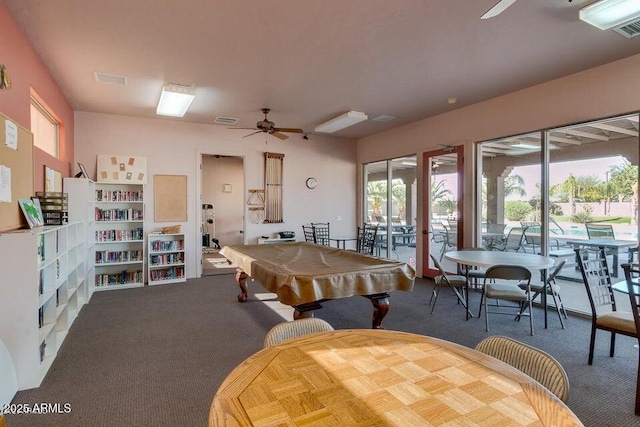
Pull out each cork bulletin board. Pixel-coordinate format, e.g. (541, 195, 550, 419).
(0, 112, 34, 232)
(154, 174, 187, 222)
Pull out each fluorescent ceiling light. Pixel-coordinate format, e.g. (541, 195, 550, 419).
(314, 111, 368, 133)
(510, 143, 539, 149)
(579, 0, 640, 30)
(156, 84, 195, 117)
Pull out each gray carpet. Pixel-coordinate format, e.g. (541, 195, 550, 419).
(5, 275, 640, 426)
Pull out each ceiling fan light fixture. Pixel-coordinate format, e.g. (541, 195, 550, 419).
(314, 111, 368, 133)
(156, 84, 195, 117)
(579, 0, 640, 30)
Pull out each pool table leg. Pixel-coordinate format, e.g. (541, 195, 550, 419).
(368, 294, 390, 329)
(235, 268, 249, 302)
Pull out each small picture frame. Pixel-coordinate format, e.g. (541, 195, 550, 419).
(223, 183, 232, 193)
(76, 162, 89, 179)
(18, 198, 43, 229)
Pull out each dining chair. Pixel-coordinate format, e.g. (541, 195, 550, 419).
(429, 254, 473, 319)
(302, 225, 315, 242)
(356, 224, 378, 255)
(491, 227, 527, 252)
(456, 247, 487, 290)
(576, 247, 636, 365)
(475, 336, 570, 403)
(263, 318, 334, 348)
(310, 222, 330, 246)
(622, 263, 640, 415)
(517, 259, 568, 328)
(479, 265, 534, 335)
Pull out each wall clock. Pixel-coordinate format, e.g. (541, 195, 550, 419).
(306, 177, 317, 189)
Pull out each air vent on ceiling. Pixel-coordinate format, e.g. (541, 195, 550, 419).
(614, 19, 640, 38)
(214, 116, 239, 125)
(94, 72, 128, 86)
(371, 115, 397, 122)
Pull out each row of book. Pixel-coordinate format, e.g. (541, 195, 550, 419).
(149, 267, 185, 281)
(95, 190, 143, 202)
(150, 240, 184, 252)
(95, 270, 144, 287)
(95, 228, 144, 242)
(95, 208, 143, 221)
(150, 253, 184, 266)
(95, 250, 143, 264)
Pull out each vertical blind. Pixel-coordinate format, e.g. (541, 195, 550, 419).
(264, 152, 284, 223)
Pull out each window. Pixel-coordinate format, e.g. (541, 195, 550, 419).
(30, 94, 59, 157)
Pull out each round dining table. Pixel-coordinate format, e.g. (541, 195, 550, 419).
(210, 329, 583, 426)
(444, 250, 556, 328)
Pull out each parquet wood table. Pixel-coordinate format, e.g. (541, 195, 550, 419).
(210, 330, 583, 426)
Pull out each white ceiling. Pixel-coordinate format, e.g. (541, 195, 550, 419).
(4, 0, 640, 140)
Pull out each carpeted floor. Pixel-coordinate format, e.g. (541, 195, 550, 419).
(202, 251, 237, 276)
(5, 275, 640, 426)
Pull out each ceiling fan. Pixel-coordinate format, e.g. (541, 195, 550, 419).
(481, 0, 518, 19)
(230, 108, 304, 140)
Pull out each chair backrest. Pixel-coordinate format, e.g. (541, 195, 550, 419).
(475, 336, 570, 403)
(547, 259, 566, 284)
(575, 247, 617, 316)
(504, 227, 526, 251)
(302, 225, 315, 242)
(622, 263, 640, 344)
(311, 222, 330, 246)
(263, 318, 334, 348)
(586, 223, 615, 239)
(356, 224, 378, 255)
(430, 254, 453, 286)
(484, 264, 531, 281)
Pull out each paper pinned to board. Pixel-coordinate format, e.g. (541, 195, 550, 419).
(4, 119, 17, 149)
(0, 164, 11, 202)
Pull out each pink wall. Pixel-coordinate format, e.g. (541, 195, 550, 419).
(0, 3, 74, 191)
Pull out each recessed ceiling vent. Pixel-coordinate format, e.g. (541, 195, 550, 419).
(214, 116, 239, 125)
(614, 19, 640, 38)
(94, 72, 127, 86)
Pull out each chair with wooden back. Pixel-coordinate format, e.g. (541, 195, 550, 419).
(356, 224, 378, 255)
(263, 318, 335, 348)
(622, 263, 640, 415)
(475, 336, 570, 403)
(311, 222, 330, 246)
(576, 247, 636, 365)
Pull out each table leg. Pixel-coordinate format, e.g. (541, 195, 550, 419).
(293, 301, 323, 320)
(234, 268, 249, 302)
(367, 293, 390, 329)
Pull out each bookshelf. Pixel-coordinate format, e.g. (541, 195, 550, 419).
(148, 233, 186, 285)
(0, 222, 88, 390)
(93, 182, 145, 290)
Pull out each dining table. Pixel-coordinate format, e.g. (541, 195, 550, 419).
(563, 238, 637, 278)
(210, 329, 583, 426)
(444, 250, 556, 328)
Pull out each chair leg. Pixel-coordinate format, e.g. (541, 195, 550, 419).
(610, 332, 616, 358)
(550, 290, 565, 329)
(428, 282, 439, 306)
(527, 297, 534, 336)
(429, 284, 441, 314)
(588, 325, 597, 365)
(478, 290, 485, 317)
(484, 296, 489, 332)
(636, 351, 640, 415)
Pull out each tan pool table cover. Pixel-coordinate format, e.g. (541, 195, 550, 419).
(220, 242, 415, 305)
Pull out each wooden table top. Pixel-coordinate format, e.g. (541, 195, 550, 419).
(210, 330, 583, 426)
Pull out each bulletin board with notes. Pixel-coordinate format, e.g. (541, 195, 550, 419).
(0, 112, 34, 232)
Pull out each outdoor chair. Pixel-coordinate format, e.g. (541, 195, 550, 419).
(356, 224, 378, 255)
(310, 222, 330, 246)
(475, 336, 570, 403)
(430, 254, 473, 319)
(586, 223, 615, 239)
(622, 263, 640, 415)
(490, 227, 527, 252)
(263, 318, 334, 348)
(439, 225, 458, 260)
(479, 265, 534, 335)
(517, 259, 568, 328)
(576, 247, 636, 365)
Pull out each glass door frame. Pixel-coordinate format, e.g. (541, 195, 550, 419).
(422, 146, 464, 278)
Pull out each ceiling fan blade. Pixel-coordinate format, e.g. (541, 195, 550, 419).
(242, 131, 262, 138)
(229, 127, 259, 130)
(481, 0, 517, 19)
(271, 132, 289, 140)
(274, 127, 304, 134)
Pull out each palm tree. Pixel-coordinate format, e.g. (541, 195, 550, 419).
(505, 174, 526, 198)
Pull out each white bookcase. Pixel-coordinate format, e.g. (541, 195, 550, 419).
(0, 222, 88, 390)
(93, 182, 145, 290)
(148, 233, 186, 285)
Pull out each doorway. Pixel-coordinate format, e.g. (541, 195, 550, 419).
(200, 154, 245, 277)
(423, 146, 464, 277)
